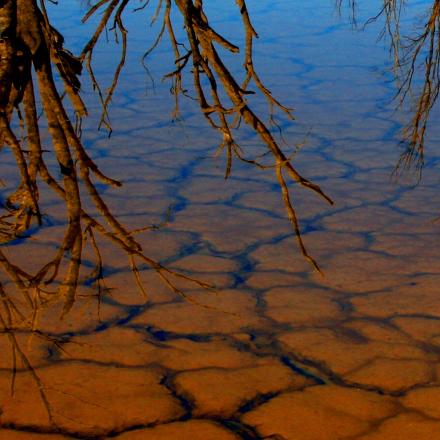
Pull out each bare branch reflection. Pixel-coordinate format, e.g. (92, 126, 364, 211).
(363, 0, 440, 176)
(395, 0, 440, 174)
(81, 0, 334, 272)
(0, 0, 337, 424)
(0, 1, 213, 422)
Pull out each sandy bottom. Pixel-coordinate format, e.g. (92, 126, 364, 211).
(2, 5, 440, 436)
(1, 143, 440, 440)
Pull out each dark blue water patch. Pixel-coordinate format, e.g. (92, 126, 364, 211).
(134, 325, 213, 343)
(238, 391, 280, 415)
(219, 419, 263, 440)
(231, 258, 256, 289)
(301, 223, 320, 234)
(94, 321, 112, 333)
(170, 162, 198, 184)
(160, 374, 193, 420)
(165, 196, 188, 218)
(0, 233, 31, 247)
(281, 356, 326, 385)
(147, 327, 170, 342)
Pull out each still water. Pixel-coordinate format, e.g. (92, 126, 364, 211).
(1, 0, 440, 438)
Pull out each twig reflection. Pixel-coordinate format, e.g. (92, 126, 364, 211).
(0, 0, 211, 424)
(0, 0, 336, 426)
(363, 0, 440, 176)
(81, 0, 334, 272)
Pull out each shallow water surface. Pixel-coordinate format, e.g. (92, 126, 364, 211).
(1, 1, 440, 439)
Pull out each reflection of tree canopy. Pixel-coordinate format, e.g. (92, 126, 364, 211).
(394, 0, 440, 174)
(1, 0, 438, 333)
(1, 0, 334, 294)
(81, 0, 334, 267)
(0, 0, 335, 416)
(364, 0, 440, 175)
(0, 0, 438, 425)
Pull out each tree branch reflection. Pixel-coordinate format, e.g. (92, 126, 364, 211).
(0, 1, 213, 421)
(0, 0, 338, 423)
(395, 0, 440, 174)
(81, 0, 334, 272)
(362, 0, 440, 176)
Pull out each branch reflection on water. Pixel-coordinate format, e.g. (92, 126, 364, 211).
(0, 0, 439, 436)
(0, 0, 333, 423)
(391, 0, 440, 174)
(361, 0, 440, 176)
(0, 0, 439, 438)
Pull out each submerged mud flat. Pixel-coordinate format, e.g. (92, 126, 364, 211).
(2, 0, 440, 439)
(2, 153, 440, 440)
